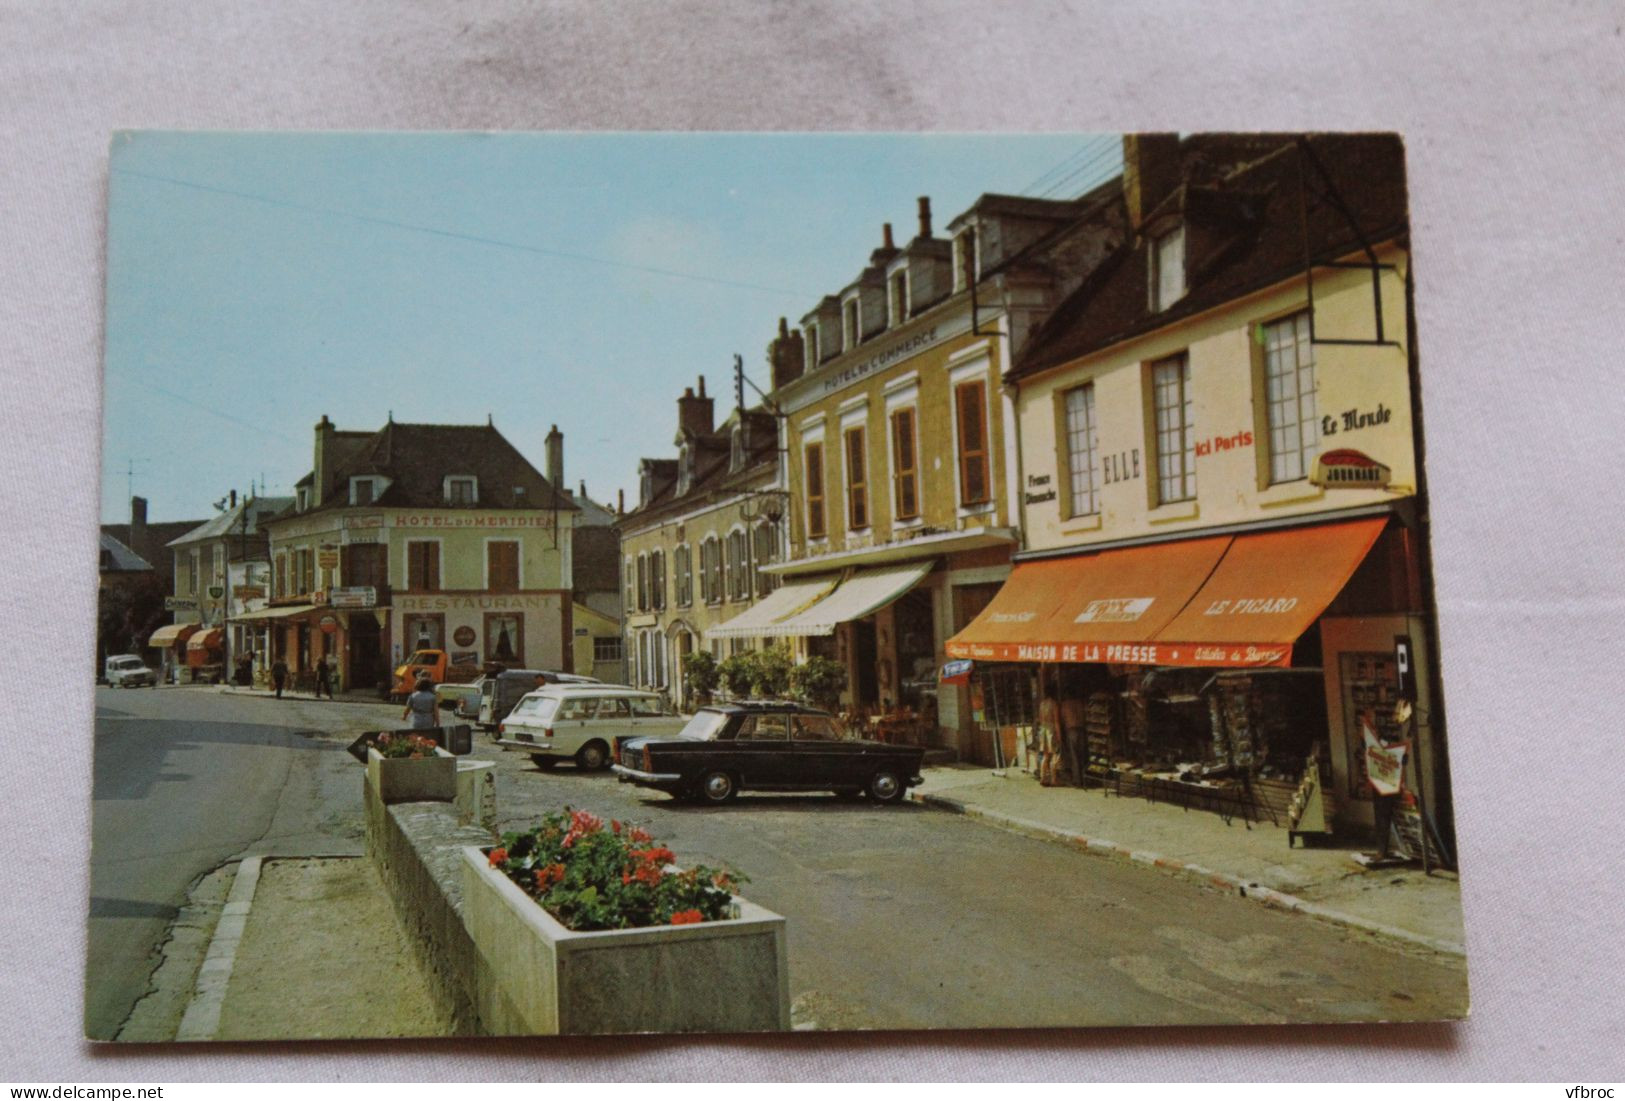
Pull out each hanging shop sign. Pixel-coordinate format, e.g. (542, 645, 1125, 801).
(1311, 448, 1391, 489)
(452, 625, 477, 647)
(319, 614, 340, 635)
(164, 597, 198, 611)
(317, 548, 340, 569)
(1361, 715, 1408, 796)
(939, 659, 974, 686)
(329, 586, 378, 609)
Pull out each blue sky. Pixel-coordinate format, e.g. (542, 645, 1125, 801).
(101, 131, 1121, 524)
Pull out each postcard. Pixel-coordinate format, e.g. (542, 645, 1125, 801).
(92, 130, 1466, 1040)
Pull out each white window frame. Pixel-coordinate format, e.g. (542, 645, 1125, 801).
(443, 475, 479, 506)
(349, 476, 381, 506)
(1150, 224, 1186, 312)
(1062, 382, 1101, 518)
(1263, 310, 1319, 484)
(805, 323, 820, 368)
(947, 355, 994, 515)
(888, 267, 909, 327)
(1151, 354, 1196, 504)
(842, 294, 861, 351)
(952, 227, 979, 292)
(674, 543, 692, 607)
(800, 420, 828, 544)
(839, 405, 869, 532)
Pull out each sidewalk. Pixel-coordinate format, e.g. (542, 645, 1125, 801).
(178, 855, 445, 1041)
(910, 764, 1466, 956)
(219, 684, 394, 707)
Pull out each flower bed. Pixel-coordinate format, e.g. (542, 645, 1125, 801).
(366, 743, 456, 804)
(486, 808, 742, 931)
(463, 808, 788, 1034)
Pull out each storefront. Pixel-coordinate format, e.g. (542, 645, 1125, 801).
(391, 592, 566, 674)
(946, 512, 1444, 845)
(147, 622, 199, 684)
(184, 627, 224, 680)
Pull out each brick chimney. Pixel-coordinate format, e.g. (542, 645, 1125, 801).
(312, 414, 335, 507)
(1123, 133, 1183, 231)
(677, 376, 714, 437)
(545, 424, 564, 489)
(769, 316, 805, 390)
(917, 196, 932, 239)
(131, 496, 148, 551)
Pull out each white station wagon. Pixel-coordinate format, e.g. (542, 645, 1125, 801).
(495, 684, 686, 771)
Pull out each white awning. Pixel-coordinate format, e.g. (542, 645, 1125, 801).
(763, 560, 935, 638)
(704, 574, 841, 640)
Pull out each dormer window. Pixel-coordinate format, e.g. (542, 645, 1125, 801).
(843, 297, 861, 351)
(953, 229, 978, 292)
(730, 426, 745, 473)
(444, 476, 478, 506)
(296, 487, 309, 512)
(676, 443, 693, 496)
(1149, 224, 1186, 311)
(806, 323, 820, 368)
(889, 269, 909, 327)
(349, 477, 379, 506)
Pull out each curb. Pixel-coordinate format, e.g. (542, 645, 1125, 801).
(175, 856, 263, 1042)
(908, 790, 1466, 958)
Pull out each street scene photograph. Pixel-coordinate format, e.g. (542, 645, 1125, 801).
(92, 129, 1468, 1042)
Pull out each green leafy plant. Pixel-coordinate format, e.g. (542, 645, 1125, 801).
(750, 644, 794, 698)
(486, 809, 745, 931)
(789, 655, 846, 710)
(681, 650, 719, 705)
(372, 732, 441, 759)
(717, 652, 758, 698)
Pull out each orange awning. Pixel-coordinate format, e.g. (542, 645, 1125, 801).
(945, 536, 1230, 663)
(148, 622, 199, 648)
(946, 516, 1387, 668)
(186, 627, 224, 652)
(1151, 516, 1386, 667)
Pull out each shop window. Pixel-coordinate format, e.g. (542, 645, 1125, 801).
(1264, 310, 1319, 483)
(485, 612, 523, 665)
(593, 636, 623, 662)
(890, 406, 919, 521)
(1152, 354, 1195, 504)
(444, 476, 478, 506)
(406, 540, 441, 592)
(404, 614, 444, 652)
(674, 544, 692, 607)
(1149, 224, 1186, 311)
(804, 442, 826, 539)
(1062, 382, 1100, 517)
(954, 379, 990, 506)
(844, 425, 869, 529)
(487, 540, 520, 592)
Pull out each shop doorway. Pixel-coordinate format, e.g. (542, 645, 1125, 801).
(852, 619, 879, 708)
(349, 614, 382, 692)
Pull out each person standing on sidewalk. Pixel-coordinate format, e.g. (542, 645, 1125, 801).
(271, 657, 288, 699)
(401, 676, 438, 730)
(315, 658, 333, 700)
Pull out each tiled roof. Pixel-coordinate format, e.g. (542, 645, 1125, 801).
(101, 519, 203, 573)
(1010, 133, 1408, 381)
(99, 532, 152, 573)
(277, 421, 576, 518)
(168, 496, 294, 546)
(625, 408, 778, 527)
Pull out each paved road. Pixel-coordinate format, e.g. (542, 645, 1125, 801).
(483, 734, 1469, 1029)
(86, 685, 400, 1040)
(89, 690, 1466, 1036)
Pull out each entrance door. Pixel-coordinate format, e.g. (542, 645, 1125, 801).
(348, 615, 381, 692)
(852, 619, 879, 708)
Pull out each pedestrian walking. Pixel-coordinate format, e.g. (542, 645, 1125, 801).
(271, 658, 288, 699)
(402, 676, 439, 731)
(315, 658, 333, 700)
(1036, 692, 1061, 786)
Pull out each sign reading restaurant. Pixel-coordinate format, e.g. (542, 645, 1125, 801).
(396, 593, 555, 613)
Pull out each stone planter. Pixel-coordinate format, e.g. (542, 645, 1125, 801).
(367, 745, 457, 804)
(460, 847, 790, 1036)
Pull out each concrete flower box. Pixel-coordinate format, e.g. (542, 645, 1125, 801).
(367, 745, 457, 804)
(460, 847, 790, 1036)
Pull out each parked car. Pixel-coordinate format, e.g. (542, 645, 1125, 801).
(434, 682, 480, 717)
(104, 654, 158, 688)
(390, 648, 482, 699)
(613, 700, 925, 805)
(476, 668, 603, 730)
(496, 684, 685, 771)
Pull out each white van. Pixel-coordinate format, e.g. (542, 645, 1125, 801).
(495, 685, 685, 771)
(104, 654, 157, 688)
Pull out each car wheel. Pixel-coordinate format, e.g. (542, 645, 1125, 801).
(575, 740, 610, 771)
(700, 770, 738, 804)
(867, 769, 905, 804)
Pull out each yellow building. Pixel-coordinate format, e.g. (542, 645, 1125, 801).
(618, 378, 782, 706)
(719, 195, 1122, 761)
(952, 134, 1447, 845)
(254, 417, 577, 692)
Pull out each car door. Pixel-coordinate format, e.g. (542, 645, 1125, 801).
(550, 695, 599, 755)
(627, 693, 687, 738)
(729, 712, 794, 787)
(790, 714, 863, 787)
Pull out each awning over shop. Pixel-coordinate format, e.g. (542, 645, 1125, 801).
(234, 603, 321, 623)
(946, 516, 1387, 668)
(148, 622, 199, 648)
(704, 574, 841, 639)
(945, 536, 1230, 663)
(186, 627, 224, 652)
(766, 560, 934, 637)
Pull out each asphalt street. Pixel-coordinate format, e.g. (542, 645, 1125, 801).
(88, 688, 1467, 1038)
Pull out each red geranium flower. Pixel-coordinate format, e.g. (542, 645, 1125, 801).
(488, 848, 508, 867)
(669, 909, 704, 925)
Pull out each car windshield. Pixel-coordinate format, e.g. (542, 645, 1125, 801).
(406, 650, 437, 665)
(112, 658, 143, 670)
(510, 696, 559, 723)
(676, 710, 733, 741)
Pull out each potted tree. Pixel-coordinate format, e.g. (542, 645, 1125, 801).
(789, 654, 846, 713)
(750, 644, 794, 699)
(717, 651, 758, 700)
(680, 650, 719, 708)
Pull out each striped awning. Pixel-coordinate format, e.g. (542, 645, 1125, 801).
(704, 574, 841, 640)
(148, 622, 199, 648)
